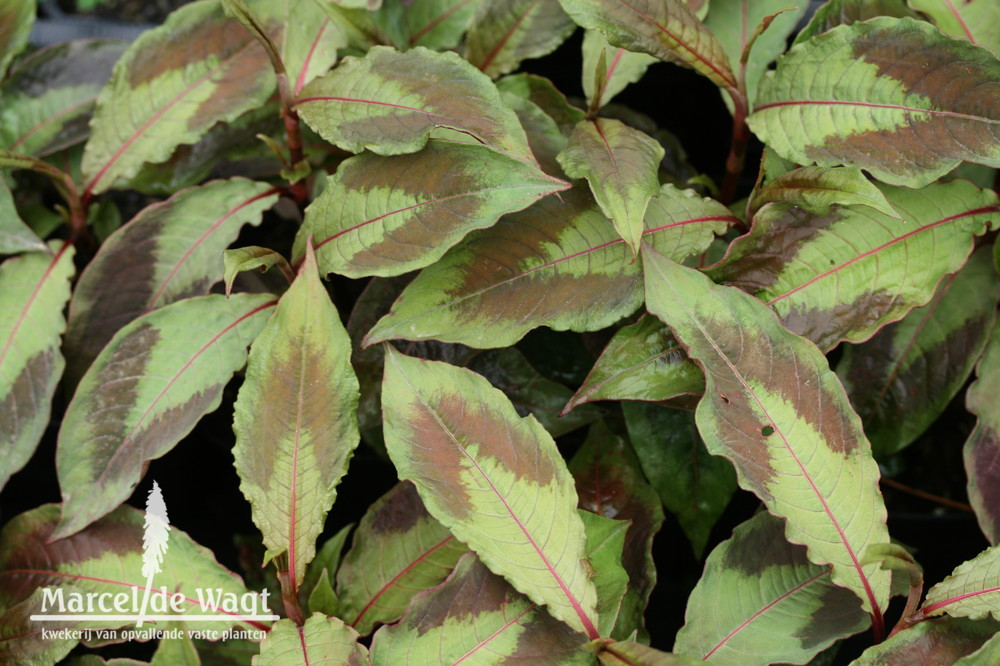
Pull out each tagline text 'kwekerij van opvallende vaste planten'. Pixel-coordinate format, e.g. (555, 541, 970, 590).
(2, 0, 1000, 663)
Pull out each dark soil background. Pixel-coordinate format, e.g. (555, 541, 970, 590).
(6, 2, 991, 663)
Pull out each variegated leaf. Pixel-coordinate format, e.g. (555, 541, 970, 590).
(256, 615, 369, 665)
(642, 249, 892, 622)
(233, 243, 360, 591)
(557, 118, 665, 256)
(382, 348, 600, 637)
(674, 511, 868, 665)
(294, 140, 567, 278)
(81, 1, 276, 194)
(336, 482, 468, 635)
(582, 30, 657, 110)
(918, 540, 1000, 621)
(851, 616, 1000, 665)
(578, 510, 630, 638)
(749, 17, 1000, 188)
(373, 0, 482, 51)
(54, 294, 276, 540)
(465, 0, 577, 78)
(747, 166, 900, 220)
(496, 73, 585, 175)
(794, 0, 921, 45)
(0, 0, 33, 75)
(710, 180, 1000, 350)
(839, 247, 999, 458)
(910, 0, 1000, 54)
(565, 315, 702, 413)
(369, 554, 594, 664)
(365, 184, 733, 348)
(295, 46, 536, 165)
(558, 0, 738, 91)
(966, 325, 1000, 545)
(0, 40, 125, 157)
(64, 179, 278, 384)
(0, 241, 74, 491)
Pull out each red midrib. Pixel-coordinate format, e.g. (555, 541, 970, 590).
(409, 0, 478, 46)
(293, 95, 449, 121)
(942, 0, 976, 42)
(286, 326, 310, 597)
(452, 605, 535, 664)
(298, 624, 311, 665)
(754, 99, 997, 124)
(477, 0, 542, 73)
(295, 18, 332, 96)
(922, 584, 1000, 615)
(0, 242, 70, 370)
(11, 98, 95, 151)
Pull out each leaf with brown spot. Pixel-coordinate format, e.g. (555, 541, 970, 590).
(81, 1, 276, 194)
(465, 0, 577, 79)
(336, 482, 468, 635)
(381, 347, 600, 637)
(54, 294, 276, 540)
(965, 324, 1000, 546)
(793, 0, 920, 45)
(369, 553, 595, 664)
(750, 17, 1000, 188)
(294, 140, 567, 279)
(0, 0, 33, 75)
(710, 180, 1000, 350)
(851, 616, 1000, 665)
(839, 247, 999, 459)
(64, 178, 278, 386)
(365, 183, 733, 348)
(232, 243, 360, 593)
(0, 241, 74, 492)
(674, 511, 869, 665)
(643, 248, 892, 623)
(747, 166, 901, 220)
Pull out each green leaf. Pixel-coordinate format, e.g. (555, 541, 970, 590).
(295, 45, 537, 165)
(81, 1, 276, 194)
(674, 511, 869, 664)
(598, 641, 699, 666)
(336, 482, 468, 635)
(747, 166, 901, 220)
(382, 347, 600, 637)
(966, 325, 1000, 546)
(0, 242, 74, 492)
(749, 17, 1000, 188)
(0, 0, 34, 75)
(496, 72, 586, 174)
(256, 615, 369, 666)
(622, 402, 736, 558)
(851, 616, 1000, 665)
(232, 243, 360, 591)
(558, 0, 738, 91)
(294, 140, 567, 278)
(372, 0, 482, 51)
(557, 118, 665, 256)
(0, 178, 45, 254)
(839, 247, 999, 458)
(582, 30, 657, 111)
(465, 0, 577, 78)
(793, 0, 921, 45)
(710, 180, 1000, 350)
(150, 632, 199, 666)
(580, 510, 629, 638)
(920, 542, 1000, 621)
(642, 249, 892, 620)
(0, 504, 267, 663)
(223, 246, 293, 297)
(54, 293, 276, 540)
(301, 522, 353, 612)
(0, 40, 126, 157)
(364, 184, 733, 348)
(909, 0, 1000, 55)
(64, 179, 278, 385)
(956, 629, 1000, 666)
(369, 553, 595, 664)
(571, 422, 665, 640)
(565, 314, 702, 413)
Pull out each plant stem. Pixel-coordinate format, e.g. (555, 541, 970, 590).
(721, 90, 750, 209)
(278, 570, 305, 625)
(880, 477, 974, 513)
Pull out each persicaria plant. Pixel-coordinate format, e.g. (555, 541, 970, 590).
(2, 0, 1000, 663)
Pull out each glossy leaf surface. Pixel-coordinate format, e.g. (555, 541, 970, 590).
(81, 1, 275, 194)
(643, 249, 892, 618)
(55, 294, 276, 540)
(966, 326, 1000, 545)
(465, 0, 576, 78)
(674, 511, 868, 664)
(382, 347, 600, 637)
(336, 482, 468, 635)
(566, 315, 702, 412)
(256, 615, 368, 665)
(296, 46, 536, 165)
(232, 244, 360, 591)
(64, 179, 277, 383)
(750, 17, 1000, 188)
(295, 141, 566, 278)
(623, 402, 736, 558)
(0, 40, 126, 157)
(711, 180, 999, 350)
(557, 118, 665, 256)
(369, 554, 594, 664)
(365, 184, 733, 348)
(839, 248, 999, 458)
(0, 242, 74, 491)
(558, 0, 738, 91)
